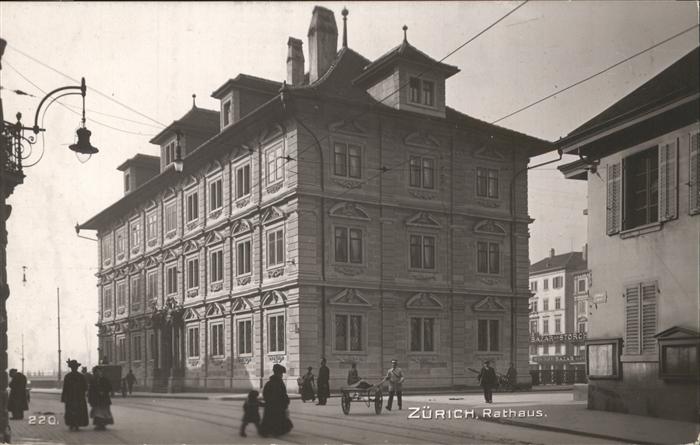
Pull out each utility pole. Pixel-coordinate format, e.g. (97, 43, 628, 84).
(21, 333, 24, 374)
(57, 287, 61, 383)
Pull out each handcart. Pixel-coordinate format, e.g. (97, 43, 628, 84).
(339, 380, 383, 415)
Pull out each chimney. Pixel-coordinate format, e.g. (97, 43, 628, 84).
(287, 37, 305, 86)
(550, 248, 555, 258)
(308, 6, 338, 83)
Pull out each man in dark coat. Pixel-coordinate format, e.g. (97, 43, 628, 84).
(478, 360, 498, 403)
(316, 358, 330, 405)
(260, 364, 293, 437)
(125, 369, 137, 395)
(7, 369, 28, 420)
(506, 362, 517, 392)
(62, 359, 89, 431)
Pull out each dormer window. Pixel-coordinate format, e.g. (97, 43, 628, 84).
(124, 173, 130, 193)
(223, 100, 231, 128)
(164, 141, 176, 165)
(408, 77, 435, 107)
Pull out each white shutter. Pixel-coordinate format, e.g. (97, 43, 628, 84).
(624, 284, 641, 355)
(690, 132, 699, 215)
(606, 162, 622, 235)
(641, 282, 657, 354)
(658, 141, 678, 221)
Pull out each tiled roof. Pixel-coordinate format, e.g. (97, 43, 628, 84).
(211, 74, 283, 99)
(530, 251, 587, 274)
(149, 106, 220, 145)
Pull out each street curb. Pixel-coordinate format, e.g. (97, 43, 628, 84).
(478, 416, 658, 445)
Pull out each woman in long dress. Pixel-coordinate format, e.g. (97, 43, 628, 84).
(88, 367, 114, 430)
(260, 364, 293, 437)
(300, 367, 316, 403)
(61, 359, 89, 431)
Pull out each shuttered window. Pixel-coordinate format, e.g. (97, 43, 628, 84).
(690, 132, 699, 215)
(624, 281, 657, 355)
(606, 163, 622, 234)
(658, 141, 678, 222)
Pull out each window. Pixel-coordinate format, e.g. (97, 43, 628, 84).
(542, 344, 549, 355)
(266, 143, 284, 185)
(577, 300, 586, 317)
(164, 202, 177, 234)
(209, 178, 223, 212)
(210, 323, 224, 357)
(334, 227, 363, 264)
(267, 228, 284, 267)
(578, 278, 586, 293)
(530, 281, 538, 292)
(409, 156, 435, 189)
(543, 279, 549, 290)
(555, 297, 561, 310)
(409, 234, 436, 270)
(186, 192, 199, 223)
(236, 239, 251, 275)
(166, 265, 178, 295)
(116, 281, 126, 308)
(164, 142, 175, 165)
(555, 318, 561, 334)
(117, 337, 126, 362)
(543, 298, 549, 311)
(210, 249, 224, 283)
(578, 322, 586, 333)
(235, 164, 251, 199)
(408, 77, 435, 106)
(187, 326, 200, 358)
(335, 314, 364, 351)
(103, 287, 113, 312)
(477, 241, 499, 274)
(130, 220, 141, 249)
(115, 229, 125, 257)
(146, 270, 158, 302)
(476, 167, 499, 199)
(103, 339, 114, 364)
(238, 319, 252, 355)
(477, 319, 499, 352)
(223, 100, 231, 127)
(132, 335, 142, 361)
(530, 320, 537, 335)
(268, 314, 285, 353)
(148, 332, 156, 361)
(333, 142, 362, 179)
(102, 234, 113, 263)
(624, 147, 659, 230)
(410, 317, 435, 352)
(130, 275, 142, 308)
(553, 276, 563, 289)
(124, 173, 130, 192)
(624, 281, 657, 355)
(146, 211, 158, 242)
(186, 257, 199, 290)
(530, 344, 537, 355)
(555, 343, 562, 354)
(543, 319, 549, 334)
(690, 132, 700, 215)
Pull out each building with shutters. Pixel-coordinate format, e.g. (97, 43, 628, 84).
(528, 248, 588, 383)
(558, 47, 699, 422)
(78, 6, 551, 393)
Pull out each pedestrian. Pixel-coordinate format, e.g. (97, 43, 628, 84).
(7, 369, 28, 420)
(239, 390, 263, 437)
(506, 362, 517, 392)
(300, 367, 316, 403)
(478, 360, 498, 403)
(88, 366, 114, 430)
(120, 377, 128, 398)
(259, 364, 293, 437)
(100, 355, 109, 365)
(347, 363, 360, 385)
(316, 357, 330, 405)
(382, 359, 405, 411)
(81, 366, 94, 389)
(61, 359, 89, 431)
(125, 369, 136, 395)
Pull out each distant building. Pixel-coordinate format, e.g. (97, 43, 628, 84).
(558, 47, 699, 422)
(528, 249, 587, 382)
(79, 6, 550, 392)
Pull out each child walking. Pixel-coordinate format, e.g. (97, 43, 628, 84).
(240, 390, 263, 437)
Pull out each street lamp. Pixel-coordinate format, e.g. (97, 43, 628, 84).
(0, 37, 96, 442)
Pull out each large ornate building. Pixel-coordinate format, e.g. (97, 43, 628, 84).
(79, 6, 550, 392)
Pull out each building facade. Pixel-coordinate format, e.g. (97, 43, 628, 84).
(528, 249, 587, 383)
(558, 47, 699, 421)
(79, 6, 550, 392)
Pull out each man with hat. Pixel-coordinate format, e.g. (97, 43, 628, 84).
(7, 368, 28, 420)
(478, 360, 498, 403)
(259, 364, 293, 437)
(382, 359, 405, 411)
(61, 359, 89, 431)
(316, 358, 330, 406)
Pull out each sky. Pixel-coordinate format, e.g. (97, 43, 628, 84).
(0, 1, 697, 374)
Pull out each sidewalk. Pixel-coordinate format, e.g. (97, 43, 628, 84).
(477, 402, 700, 445)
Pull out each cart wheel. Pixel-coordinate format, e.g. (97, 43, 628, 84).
(374, 390, 382, 414)
(341, 392, 351, 415)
